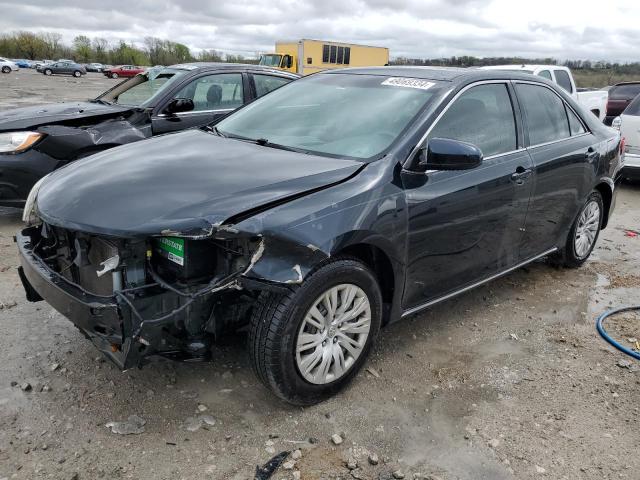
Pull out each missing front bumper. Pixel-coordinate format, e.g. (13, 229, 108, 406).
(16, 229, 209, 369)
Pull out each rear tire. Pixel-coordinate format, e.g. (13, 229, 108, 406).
(555, 191, 603, 268)
(2, 66, 11, 73)
(111, 72, 118, 79)
(248, 257, 382, 405)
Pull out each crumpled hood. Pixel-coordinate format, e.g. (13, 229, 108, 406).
(0, 102, 133, 131)
(36, 129, 363, 237)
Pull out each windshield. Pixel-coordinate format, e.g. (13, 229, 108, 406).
(259, 54, 282, 67)
(216, 73, 443, 159)
(110, 68, 188, 107)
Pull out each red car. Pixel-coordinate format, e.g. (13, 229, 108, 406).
(103, 65, 145, 79)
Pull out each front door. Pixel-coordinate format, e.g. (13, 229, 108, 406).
(403, 82, 533, 310)
(152, 72, 246, 135)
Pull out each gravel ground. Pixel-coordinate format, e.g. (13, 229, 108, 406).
(1, 69, 639, 480)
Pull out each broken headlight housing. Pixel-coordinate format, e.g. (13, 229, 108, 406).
(0, 131, 43, 154)
(22, 175, 47, 226)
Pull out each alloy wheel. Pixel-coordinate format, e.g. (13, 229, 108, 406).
(574, 200, 600, 258)
(295, 283, 372, 385)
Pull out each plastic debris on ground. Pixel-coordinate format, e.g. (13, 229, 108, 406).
(254, 451, 290, 480)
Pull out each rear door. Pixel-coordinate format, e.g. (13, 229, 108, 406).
(621, 96, 640, 159)
(514, 81, 597, 260)
(250, 73, 294, 100)
(152, 72, 248, 134)
(403, 81, 534, 309)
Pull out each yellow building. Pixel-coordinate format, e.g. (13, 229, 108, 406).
(259, 39, 389, 75)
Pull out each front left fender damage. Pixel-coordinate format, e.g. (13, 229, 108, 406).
(35, 117, 148, 161)
(17, 217, 330, 369)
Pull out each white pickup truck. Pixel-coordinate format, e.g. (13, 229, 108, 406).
(481, 65, 608, 122)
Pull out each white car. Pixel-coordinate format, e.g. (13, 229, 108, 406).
(481, 65, 608, 122)
(613, 95, 640, 181)
(0, 57, 19, 73)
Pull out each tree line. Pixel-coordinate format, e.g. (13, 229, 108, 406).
(389, 55, 640, 74)
(3, 32, 639, 75)
(0, 31, 258, 66)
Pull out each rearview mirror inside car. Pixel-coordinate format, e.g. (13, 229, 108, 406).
(165, 98, 195, 115)
(408, 138, 483, 172)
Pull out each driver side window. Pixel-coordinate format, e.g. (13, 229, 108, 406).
(174, 73, 244, 112)
(426, 83, 517, 157)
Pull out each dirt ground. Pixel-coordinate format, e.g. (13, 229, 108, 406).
(1, 68, 640, 480)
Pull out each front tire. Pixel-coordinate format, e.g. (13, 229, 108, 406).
(557, 191, 603, 268)
(73, 70, 81, 77)
(44, 69, 52, 76)
(248, 258, 382, 405)
(111, 72, 118, 79)
(1, 66, 10, 74)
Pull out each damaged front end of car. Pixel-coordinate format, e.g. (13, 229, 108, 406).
(17, 220, 297, 369)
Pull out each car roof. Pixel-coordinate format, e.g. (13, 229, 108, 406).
(169, 62, 299, 77)
(320, 65, 547, 83)
(613, 81, 640, 86)
(480, 64, 565, 71)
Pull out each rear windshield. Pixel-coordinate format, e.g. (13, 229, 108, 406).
(624, 94, 640, 116)
(610, 84, 640, 99)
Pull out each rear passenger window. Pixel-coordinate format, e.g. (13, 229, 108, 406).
(538, 70, 552, 80)
(427, 83, 517, 157)
(253, 74, 291, 98)
(516, 84, 570, 145)
(625, 95, 640, 116)
(566, 107, 586, 135)
(554, 70, 573, 94)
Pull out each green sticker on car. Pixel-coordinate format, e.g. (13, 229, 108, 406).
(155, 237, 184, 266)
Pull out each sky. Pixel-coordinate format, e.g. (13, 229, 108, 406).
(1, 0, 639, 62)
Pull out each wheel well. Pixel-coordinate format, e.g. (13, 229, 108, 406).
(595, 182, 612, 229)
(339, 243, 395, 311)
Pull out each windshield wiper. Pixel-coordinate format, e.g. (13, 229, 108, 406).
(254, 138, 300, 153)
(90, 98, 111, 105)
(202, 125, 228, 138)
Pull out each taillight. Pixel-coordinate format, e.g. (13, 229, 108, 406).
(606, 100, 612, 114)
(620, 137, 626, 155)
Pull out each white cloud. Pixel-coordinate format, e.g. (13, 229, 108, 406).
(0, 0, 638, 61)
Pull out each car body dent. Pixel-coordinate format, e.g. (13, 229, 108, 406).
(35, 129, 364, 238)
(0, 102, 136, 132)
(231, 156, 407, 322)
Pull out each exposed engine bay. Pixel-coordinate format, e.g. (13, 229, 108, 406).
(20, 222, 267, 368)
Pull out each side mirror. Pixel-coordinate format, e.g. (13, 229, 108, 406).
(164, 98, 194, 115)
(408, 138, 483, 172)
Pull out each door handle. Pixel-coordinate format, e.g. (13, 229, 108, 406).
(511, 166, 532, 184)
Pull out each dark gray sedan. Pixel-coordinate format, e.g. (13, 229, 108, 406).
(37, 61, 86, 77)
